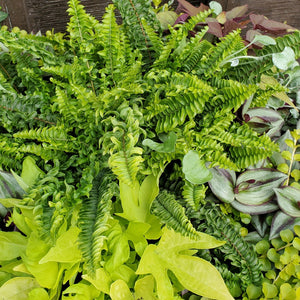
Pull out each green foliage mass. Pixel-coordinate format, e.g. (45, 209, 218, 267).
(0, 0, 299, 299)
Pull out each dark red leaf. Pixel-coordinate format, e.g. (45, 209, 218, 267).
(176, 0, 209, 16)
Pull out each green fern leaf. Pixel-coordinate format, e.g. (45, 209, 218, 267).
(152, 190, 200, 240)
(78, 169, 115, 274)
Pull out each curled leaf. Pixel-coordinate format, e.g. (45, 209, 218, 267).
(274, 186, 300, 217)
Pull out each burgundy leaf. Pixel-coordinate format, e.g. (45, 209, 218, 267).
(223, 20, 241, 36)
(207, 21, 223, 38)
(176, 0, 209, 16)
(250, 14, 297, 34)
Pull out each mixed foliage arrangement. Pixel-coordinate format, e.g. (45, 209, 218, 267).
(0, 0, 299, 299)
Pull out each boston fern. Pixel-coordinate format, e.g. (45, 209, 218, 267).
(0, 0, 298, 299)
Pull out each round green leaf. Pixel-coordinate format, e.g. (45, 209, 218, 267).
(182, 151, 212, 185)
(209, 1, 223, 15)
(272, 47, 297, 71)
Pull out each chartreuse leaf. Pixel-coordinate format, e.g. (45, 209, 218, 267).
(82, 268, 111, 294)
(22, 233, 59, 289)
(137, 227, 233, 300)
(28, 288, 50, 300)
(117, 174, 160, 226)
(0, 231, 27, 261)
(0, 277, 40, 300)
(110, 279, 134, 300)
(40, 227, 81, 264)
(182, 150, 212, 185)
(134, 275, 157, 300)
(62, 282, 100, 300)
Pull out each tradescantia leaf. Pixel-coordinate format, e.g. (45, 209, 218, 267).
(269, 211, 299, 240)
(208, 167, 236, 203)
(182, 150, 212, 185)
(0, 171, 25, 199)
(274, 186, 300, 217)
(136, 227, 233, 300)
(231, 199, 278, 215)
(234, 169, 287, 205)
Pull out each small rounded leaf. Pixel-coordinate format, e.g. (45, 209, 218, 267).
(182, 151, 212, 185)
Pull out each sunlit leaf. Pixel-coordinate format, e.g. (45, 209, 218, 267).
(110, 279, 134, 300)
(209, 1, 222, 15)
(0, 231, 27, 261)
(0, 277, 40, 300)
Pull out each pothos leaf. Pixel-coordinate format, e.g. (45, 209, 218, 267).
(182, 150, 212, 185)
(136, 227, 233, 300)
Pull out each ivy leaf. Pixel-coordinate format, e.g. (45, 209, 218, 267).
(182, 150, 212, 185)
(110, 279, 134, 300)
(136, 228, 233, 300)
(28, 288, 50, 300)
(142, 132, 177, 153)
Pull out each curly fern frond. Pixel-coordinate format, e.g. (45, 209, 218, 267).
(182, 181, 207, 211)
(78, 169, 116, 275)
(152, 190, 200, 240)
(187, 201, 262, 288)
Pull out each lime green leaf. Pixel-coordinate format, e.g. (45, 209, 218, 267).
(0, 277, 40, 300)
(117, 174, 159, 223)
(62, 282, 100, 300)
(21, 156, 45, 187)
(277, 163, 289, 174)
(83, 268, 111, 294)
(0, 231, 27, 261)
(110, 279, 134, 300)
(134, 275, 157, 300)
(22, 233, 59, 289)
(182, 150, 212, 185)
(291, 169, 300, 181)
(137, 228, 232, 300)
(282, 150, 292, 161)
(28, 288, 50, 300)
(40, 227, 81, 263)
(126, 221, 150, 256)
(285, 138, 295, 149)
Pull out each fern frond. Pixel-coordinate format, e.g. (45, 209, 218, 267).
(98, 4, 120, 85)
(180, 39, 213, 73)
(187, 202, 262, 288)
(182, 181, 207, 211)
(78, 169, 115, 274)
(146, 72, 215, 133)
(113, 0, 160, 63)
(198, 30, 245, 77)
(152, 190, 200, 240)
(182, 9, 212, 32)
